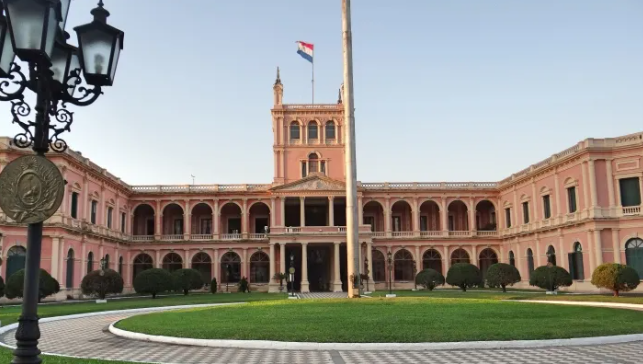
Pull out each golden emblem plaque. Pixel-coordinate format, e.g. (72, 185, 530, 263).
(0, 155, 65, 224)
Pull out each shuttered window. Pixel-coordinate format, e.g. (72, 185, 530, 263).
(619, 177, 641, 207)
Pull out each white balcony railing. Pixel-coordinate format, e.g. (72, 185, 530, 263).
(191, 234, 213, 240)
(392, 231, 414, 238)
(131, 235, 154, 242)
(249, 233, 268, 239)
(372, 231, 386, 238)
(162, 234, 184, 241)
(623, 206, 641, 216)
(221, 233, 242, 240)
(448, 230, 469, 237)
(420, 230, 443, 238)
(477, 231, 498, 237)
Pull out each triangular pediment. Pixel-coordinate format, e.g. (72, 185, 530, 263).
(272, 174, 346, 191)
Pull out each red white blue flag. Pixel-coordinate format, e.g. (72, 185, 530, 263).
(296, 41, 314, 63)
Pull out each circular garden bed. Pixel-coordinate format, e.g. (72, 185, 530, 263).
(114, 298, 643, 343)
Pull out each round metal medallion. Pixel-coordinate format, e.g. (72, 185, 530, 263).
(0, 155, 64, 224)
(289, 267, 296, 274)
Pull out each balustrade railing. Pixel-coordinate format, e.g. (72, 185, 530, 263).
(392, 231, 414, 237)
(221, 233, 242, 240)
(623, 206, 641, 216)
(249, 233, 268, 239)
(191, 234, 213, 240)
(162, 234, 184, 241)
(420, 230, 443, 237)
(476, 231, 498, 237)
(448, 230, 469, 237)
(132, 235, 154, 242)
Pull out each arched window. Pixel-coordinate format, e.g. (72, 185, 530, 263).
(191, 252, 212, 283)
(290, 121, 300, 140)
(104, 254, 110, 270)
(66, 249, 75, 289)
(509, 251, 515, 267)
(118, 256, 124, 276)
(372, 250, 386, 282)
(451, 248, 470, 265)
(87, 252, 94, 273)
(221, 252, 241, 283)
(325, 121, 336, 140)
(162, 253, 183, 272)
(625, 238, 643, 277)
(394, 249, 414, 281)
(308, 153, 319, 174)
(479, 248, 498, 278)
(569, 242, 584, 280)
(547, 245, 556, 266)
(250, 251, 269, 283)
(133, 253, 153, 281)
(422, 249, 442, 274)
(6, 246, 26, 279)
(527, 249, 535, 279)
(308, 121, 319, 141)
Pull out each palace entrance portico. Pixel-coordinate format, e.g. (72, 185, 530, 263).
(276, 241, 347, 293)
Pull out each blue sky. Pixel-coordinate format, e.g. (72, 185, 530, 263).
(2, 0, 642, 185)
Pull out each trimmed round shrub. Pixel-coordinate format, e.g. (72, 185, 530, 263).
(529, 265, 572, 291)
(81, 269, 124, 299)
(133, 268, 173, 298)
(5, 269, 60, 302)
(0, 276, 4, 298)
(591, 263, 640, 297)
(485, 263, 521, 292)
(238, 277, 250, 293)
(446, 263, 482, 292)
(415, 269, 445, 291)
(172, 268, 205, 295)
(210, 278, 218, 294)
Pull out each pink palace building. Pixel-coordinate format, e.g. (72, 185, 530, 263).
(1, 72, 643, 297)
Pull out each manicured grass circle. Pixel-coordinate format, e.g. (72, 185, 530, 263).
(115, 298, 643, 343)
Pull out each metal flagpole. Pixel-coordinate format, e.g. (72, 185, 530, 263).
(312, 51, 315, 104)
(342, 0, 360, 298)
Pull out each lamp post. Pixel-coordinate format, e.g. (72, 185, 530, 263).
(289, 253, 294, 297)
(0, 1, 124, 363)
(363, 257, 369, 292)
(225, 264, 230, 292)
(99, 257, 106, 276)
(387, 251, 393, 295)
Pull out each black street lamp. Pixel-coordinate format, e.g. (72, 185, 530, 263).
(387, 251, 393, 295)
(225, 264, 230, 292)
(99, 257, 106, 276)
(289, 253, 294, 297)
(0, 2, 124, 363)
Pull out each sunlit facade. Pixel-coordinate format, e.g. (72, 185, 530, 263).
(1, 73, 643, 298)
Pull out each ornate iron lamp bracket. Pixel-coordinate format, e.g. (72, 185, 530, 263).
(0, 63, 28, 102)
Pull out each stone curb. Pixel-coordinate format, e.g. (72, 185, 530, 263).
(108, 300, 643, 351)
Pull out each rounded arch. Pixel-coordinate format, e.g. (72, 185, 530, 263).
(87, 251, 95, 272)
(290, 119, 302, 126)
(6, 246, 26, 279)
(447, 200, 470, 231)
(451, 248, 470, 265)
(118, 255, 124, 276)
(391, 200, 412, 232)
(132, 253, 153, 281)
(307, 120, 319, 141)
(325, 120, 336, 140)
(162, 202, 184, 215)
(418, 199, 441, 210)
(508, 250, 516, 267)
(66, 248, 75, 289)
(475, 200, 497, 231)
(625, 237, 643, 277)
(162, 252, 183, 272)
(250, 251, 269, 283)
(546, 245, 556, 265)
(247, 200, 271, 214)
(191, 202, 213, 215)
(422, 248, 442, 274)
(362, 200, 384, 209)
(289, 120, 302, 140)
(393, 248, 414, 281)
(104, 254, 110, 269)
(479, 248, 499, 279)
(371, 249, 386, 282)
(191, 252, 212, 283)
(570, 241, 585, 280)
(526, 248, 535, 278)
(448, 199, 470, 211)
(390, 199, 413, 211)
(220, 251, 242, 284)
(219, 201, 243, 214)
(475, 199, 498, 212)
(362, 200, 385, 232)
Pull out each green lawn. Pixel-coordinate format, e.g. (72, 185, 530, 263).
(115, 298, 643, 343)
(0, 292, 284, 364)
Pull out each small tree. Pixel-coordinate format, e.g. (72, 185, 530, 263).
(210, 278, 218, 294)
(238, 277, 250, 293)
(273, 272, 286, 289)
(485, 263, 521, 292)
(591, 263, 640, 297)
(415, 269, 445, 291)
(446, 263, 482, 292)
(81, 269, 124, 299)
(529, 265, 572, 292)
(5, 269, 60, 302)
(172, 269, 205, 295)
(133, 268, 173, 298)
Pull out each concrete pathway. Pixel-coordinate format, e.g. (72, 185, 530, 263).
(0, 301, 642, 363)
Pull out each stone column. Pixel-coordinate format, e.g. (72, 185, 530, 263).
(213, 248, 219, 284)
(414, 245, 421, 277)
(280, 243, 286, 278)
(358, 196, 363, 226)
(242, 248, 248, 280)
(156, 250, 161, 268)
(366, 242, 375, 291)
(531, 179, 538, 222)
(126, 251, 132, 288)
(606, 160, 615, 215)
(411, 198, 419, 234)
(184, 250, 189, 270)
(471, 245, 478, 267)
(441, 197, 448, 235)
(268, 243, 277, 292)
(242, 199, 248, 238)
(594, 229, 603, 267)
(333, 242, 342, 292)
(468, 197, 475, 233)
(184, 200, 191, 240)
(51, 237, 60, 280)
(384, 198, 391, 237)
(499, 244, 505, 264)
(329, 196, 335, 226)
(270, 197, 276, 227)
(301, 243, 309, 292)
(588, 159, 599, 217)
(299, 197, 305, 227)
(612, 229, 621, 263)
(213, 199, 220, 238)
(535, 237, 542, 267)
(554, 172, 561, 221)
(155, 200, 162, 238)
(581, 162, 590, 212)
(281, 197, 286, 227)
(443, 245, 450, 274)
(558, 233, 567, 270)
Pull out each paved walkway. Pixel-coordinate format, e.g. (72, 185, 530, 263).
(299, 292, 348, 299)
(0, 303, 642, 363)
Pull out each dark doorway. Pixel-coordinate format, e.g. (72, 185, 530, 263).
(333, 198, 346, 226)
(285, 245, 302, 292)
(305, 197, 328, 226)
(146, 219, 154, 235)
(228, 218, 241, 233)
(284, 198, 301, 227)
(340, 244, 348, 292)
(255, 218, 269, 233)
(308, 245, 331, 291)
